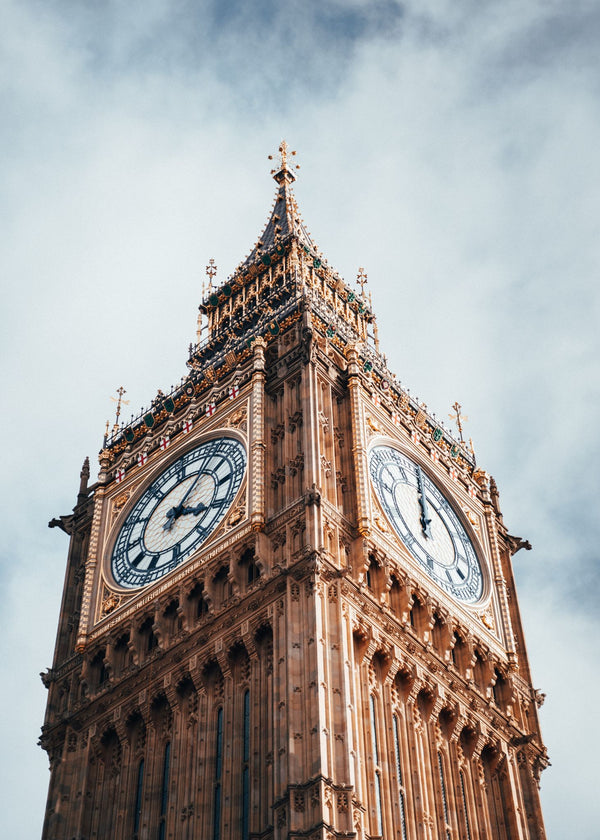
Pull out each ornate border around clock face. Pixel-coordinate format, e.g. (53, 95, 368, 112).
(368, 444, 484, 604)
(109, 435, 247, 589)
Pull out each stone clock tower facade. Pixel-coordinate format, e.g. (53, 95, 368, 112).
(41, 146, 548, 840)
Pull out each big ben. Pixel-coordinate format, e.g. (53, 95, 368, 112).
(40, 144, 548, 839)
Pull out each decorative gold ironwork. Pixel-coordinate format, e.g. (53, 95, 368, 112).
(206, 258, 217, 290)
(110, 386, 130, 434)
(449, 401, 468, 442)
(268, 140, 299, 179)
(356, 267, 368, 297)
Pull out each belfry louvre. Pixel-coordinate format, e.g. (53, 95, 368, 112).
(41, 144, 547, 839)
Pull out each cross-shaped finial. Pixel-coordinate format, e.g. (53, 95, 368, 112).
(449, 401, 468, 442)
(357, 267, 368, 297)
(268, 140, 300, 183)
(206, 258, 217, 290)
(110, 386, 130, 432)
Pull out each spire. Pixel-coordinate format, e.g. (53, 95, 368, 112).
(77, 456, 90, 505)
(237, 141, 320, 272)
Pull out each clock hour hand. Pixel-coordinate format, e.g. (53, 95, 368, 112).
(416, 466, 433, 539)
(179, 496, 226, 517)
(162, 474, 204, 530)
(179, 502, 208, 516)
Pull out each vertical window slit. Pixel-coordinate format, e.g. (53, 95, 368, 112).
(242, 690, 250, 840)
(213, 707, 223, 840)
(393, 715, 408, 840)
(438, 752, 452, 840)
(370, 694, 383, 836)
(460, 770, 472, 840)
(158, 741, 170, 840)
(133, 758, 144, 837)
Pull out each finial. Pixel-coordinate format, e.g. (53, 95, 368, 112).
(78, 456, 90, 503)
(268, 140, 300, 184)
(110, 386, 130, 434)
(469, 437, 476, 465)
(372, 311, 380, 352)
(206, 258, 217, 290)
(449, 401, 468, 442)
(356, 267, 368, 298)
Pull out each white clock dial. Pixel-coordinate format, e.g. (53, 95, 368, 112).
(111, 437, 246, 589)
(369, 445, 483, 603)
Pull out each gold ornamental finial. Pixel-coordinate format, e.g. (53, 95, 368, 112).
(268, 140, 299, 183)
(206, 258, 217, 290)
(357, 267, 368, 297)
(110, 386, 130, 433)
(449, 401, 468, 442)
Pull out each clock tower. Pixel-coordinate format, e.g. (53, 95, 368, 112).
(41, 144, 548, 839)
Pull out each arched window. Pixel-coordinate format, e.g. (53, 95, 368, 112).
(409, 596, 427, 638)
(213, 567, 232, 606)
(133, 758, 144, 837)
(114, 633, 130, 673)
(493, 669, 509, 708)
(188, 582, 209, 619)
(473, 651, 487, 692)
(365, 554, 382, 596)
(90, 649, 108, 690)
(139, 617, 158, 653)
(451, 632, 468, 672)
(240, 548, 260, 587)
(389, 575, 403, 616)
(431, 613, 446, 653)
(158, 741, 170, 840)
(162, 600, 180, 638)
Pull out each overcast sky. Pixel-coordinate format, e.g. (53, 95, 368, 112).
(1, 1, 598, 836)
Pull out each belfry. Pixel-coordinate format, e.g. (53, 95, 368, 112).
(41, 144, 548, 839)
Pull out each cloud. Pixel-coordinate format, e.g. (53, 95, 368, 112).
(1, 1, 598, 837)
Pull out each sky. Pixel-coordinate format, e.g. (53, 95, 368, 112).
(1, 0, 599, 836)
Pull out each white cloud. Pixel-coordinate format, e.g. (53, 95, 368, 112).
(1, 1, 598, 836)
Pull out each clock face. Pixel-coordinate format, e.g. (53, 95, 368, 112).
(369, 445, 483, 603)
(111, 437, 246, 589)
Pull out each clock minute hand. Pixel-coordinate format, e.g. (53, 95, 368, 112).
(416, 466, 433, 539)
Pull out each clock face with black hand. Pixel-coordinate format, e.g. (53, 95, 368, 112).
(111, 437, 246, 589)
(369, 445, 483, 603)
